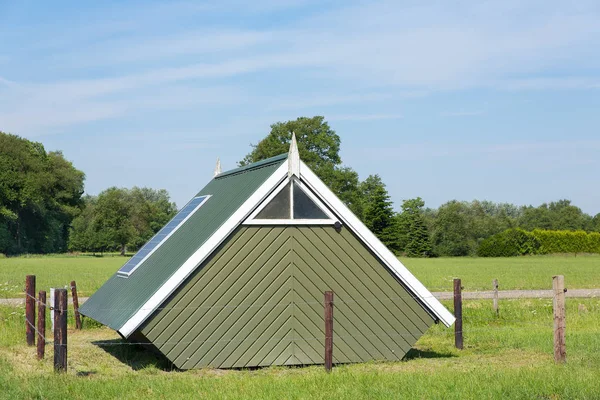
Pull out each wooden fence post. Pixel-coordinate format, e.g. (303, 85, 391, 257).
(25, 275, 36, 346)
(453, 278, 463, 350)
(553, 275, 566, 364)
(493, 279, 499, 316)
(70, 281, 82, 329)
(324, 291, 334, 373)
(37, 291, 46, 360)
(50, 288, 55, 332)
(54, 288, 67, 372)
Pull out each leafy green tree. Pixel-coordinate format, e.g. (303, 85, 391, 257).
(591, 214, 600, 232)
(518, 200, 590, 232)
(239, 116, 362, 217)
(398, 198, 432, 257)
(69, 187, 177, 255)
(0, 132, 84, 254)
(240, 116, 341, 171)
(94, 188, 135, 255)
(128, 187, 177, 250)
(430, 201, 472, 256)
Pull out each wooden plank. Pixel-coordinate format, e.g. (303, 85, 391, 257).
(167, 234, 292, 366)
(70, 281, 82, 329)
(493, 279, 499, 316)
(25, 275, 36, 346)
(292, 232, 406, 359)
(299, 228, 422, 344)
(319, 227, 434, 330)
(291, 253, 389, 360)
(37, 291, 46, 360)
(553, 275, 566, 363)
(54, 288, 67, 372)
(454, 279, 463, 350)
(324, 291, 334, 372)
(143, 226, 268, 337)
(146, 227, 280, 350)
(167, 235, 293, 367)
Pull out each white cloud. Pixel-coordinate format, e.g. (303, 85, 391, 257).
(2, 0, 600, 134)
(328, 113, 403, 122)
(440, 111, 485, 117)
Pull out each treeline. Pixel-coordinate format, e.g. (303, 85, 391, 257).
(3, 120, 600, 258)
(0, 133, 85, 254)
(68, 187, 177, 255)
(242, 117, 600, 257)
(0, 131, 177, 256)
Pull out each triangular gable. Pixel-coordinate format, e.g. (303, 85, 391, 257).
(244, 178, 336, 224)
(117, 158, 454, 337)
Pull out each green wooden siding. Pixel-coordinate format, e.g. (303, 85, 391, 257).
(79, 154, 287, 330)
(139, 225, 435, 369)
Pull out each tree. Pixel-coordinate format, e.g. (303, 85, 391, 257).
(361, 178, 399, 253)
(397, 198, 432, 257)
(94, 188, 135, 255)
(127, 187, 177, 250)
(239, 116, 363, 217)
(0, 132, 85, 254)
(430, 201, 472, 256)
(69, 187, 177, 255)
(240, 116, 341, 171)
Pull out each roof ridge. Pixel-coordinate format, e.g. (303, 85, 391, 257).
(216, 153, 288, 179)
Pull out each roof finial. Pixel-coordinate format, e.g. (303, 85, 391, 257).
(288, 131, 300, 177)
(214, 157, 222, 177)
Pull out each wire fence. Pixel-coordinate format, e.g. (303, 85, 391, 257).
(13, 274, 579, 371)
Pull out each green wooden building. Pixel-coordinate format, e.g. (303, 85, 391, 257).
(80, 135, 454, 369)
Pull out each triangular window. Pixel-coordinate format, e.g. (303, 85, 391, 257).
(246, 180, 335, 224)
(255, 182, 292, 219)
(293, 181, 328, 219)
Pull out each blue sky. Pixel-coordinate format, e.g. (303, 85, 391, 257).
(1, 1, 599, 215)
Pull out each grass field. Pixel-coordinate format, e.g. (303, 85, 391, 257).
(1, 254, 599, 298)
(1, 299, 599, 399)
(403, 254, 600, 291)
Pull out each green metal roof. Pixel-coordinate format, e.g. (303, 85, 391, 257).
(79, 154, 288, 330)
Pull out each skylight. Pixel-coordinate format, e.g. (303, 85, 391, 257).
(117, 195, 210, 277)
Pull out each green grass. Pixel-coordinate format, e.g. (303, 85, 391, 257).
(0, 255, 124, 298)
(2, 254, 599, 298)
(1, 299, 599, 399)
(403, 254, 600, 291)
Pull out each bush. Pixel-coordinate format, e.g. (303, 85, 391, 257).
(478, 228, 600, 257)
(0, 253, 6, 258)
(533, 229, 600, 255)
(477, 228, 540, 257)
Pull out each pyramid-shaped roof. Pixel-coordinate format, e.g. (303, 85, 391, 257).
(81, 142, 454, 338)
(80, 154, 288, 331)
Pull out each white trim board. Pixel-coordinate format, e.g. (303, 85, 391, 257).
(299, 162, 455, 327)
(118, 158, 454, 336)
(118, 163, 288, 337)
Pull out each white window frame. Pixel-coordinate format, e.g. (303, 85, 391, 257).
(117, 195, 212, 278)
(243, 177, 336, 225)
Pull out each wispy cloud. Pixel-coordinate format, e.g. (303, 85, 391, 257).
(2, 0, 600, 135)
(328, 113, 403, 122)
(440, 111, 485, 117)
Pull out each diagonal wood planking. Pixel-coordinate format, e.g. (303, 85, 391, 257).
(139, 226, 435, 369)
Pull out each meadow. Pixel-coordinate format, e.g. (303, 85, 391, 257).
(1, 254, 599, 298)
(0, 298, 599, 399)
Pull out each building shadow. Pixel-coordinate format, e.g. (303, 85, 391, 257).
(404, 348, 456, 360)
(92, 339, 176, 371)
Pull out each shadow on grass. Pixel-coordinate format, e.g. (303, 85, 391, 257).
(92, 339, 176, 371)
(404, 348, 456, 360)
